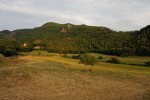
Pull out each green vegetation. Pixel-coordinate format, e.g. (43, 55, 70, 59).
(0, 39, 20, 57)
(79, 53, 97, 72)
(98, 56, 103, 59)
(107, 57, 121, 64)
(144, 61, 150, 67)
(0, 22, 150, 56)
(80, 53, 97, 66)
(20, 44, 33, 53)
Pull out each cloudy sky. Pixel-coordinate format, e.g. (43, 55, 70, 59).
(0, 0, 150, 31)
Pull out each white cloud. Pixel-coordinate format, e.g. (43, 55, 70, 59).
(0, 0, 150, 31)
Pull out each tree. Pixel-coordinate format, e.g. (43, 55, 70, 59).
(0, 40, 5, 53)
(20, 44, 33, 53)
(80, 53, 97, 72)
(2, 48, 18, 57)
(0, 40, 20, 57)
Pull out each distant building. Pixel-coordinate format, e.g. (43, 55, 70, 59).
(21, 43, 27, 47)
(34, 46, 43, 50)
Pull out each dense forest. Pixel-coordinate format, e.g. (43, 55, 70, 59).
(0, 22, 150, 56)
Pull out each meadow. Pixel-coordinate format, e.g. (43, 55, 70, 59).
(0, 50, 150, 100)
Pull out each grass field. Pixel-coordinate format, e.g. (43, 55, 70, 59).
(0, 51, 150, 100)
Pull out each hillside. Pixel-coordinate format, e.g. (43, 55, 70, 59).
(0, 22, 150, 56)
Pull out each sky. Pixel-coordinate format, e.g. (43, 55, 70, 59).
(0, 0, 150, 31)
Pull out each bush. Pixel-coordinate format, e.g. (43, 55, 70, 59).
(20, 45, 33, 53)
(80, 50, 87, 54)
(120, 53, 128, 57)
(0, 40, 20, 57)
(2, 48, 18, 57)
(144, 61, 150, 67)
(80, 53, 97, 66)
(98, 56, 103, 59)
(37, 52, 41, 56)
(72, 54, 81, 59)
(107, 57, 120, 64)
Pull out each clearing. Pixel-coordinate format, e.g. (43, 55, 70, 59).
(0, 52, 150, 100)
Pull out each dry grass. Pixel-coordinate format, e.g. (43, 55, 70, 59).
(0, 55, 150, 100)
(0, 72, 149, 100)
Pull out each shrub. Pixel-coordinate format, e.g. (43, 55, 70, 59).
(36, 52, 42, 56)
(120, 53, 128, 57)
(144, 61, 150, 67)
(2, 48, 18, 57)
(79, 53, 98, 72)
(20, 45, 33, 53)
(98, 56, 103, 59)
(80, 53, 97, 66)
(107, 57, 120, 64)
(72, 54, 81, 59)
(80, 50, 87, 54)
(0, 40, 20, 57)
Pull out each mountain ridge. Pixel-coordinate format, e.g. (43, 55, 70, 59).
(0, 22, 150, 56)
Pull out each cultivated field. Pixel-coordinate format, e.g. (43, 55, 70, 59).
(0, 51, 150, 100)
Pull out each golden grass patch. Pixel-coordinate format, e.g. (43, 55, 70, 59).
(0, 55, 149, 100)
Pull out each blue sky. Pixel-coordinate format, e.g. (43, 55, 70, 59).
(0, 0, 150, 31)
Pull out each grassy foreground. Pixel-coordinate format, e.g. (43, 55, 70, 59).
(0, 52, 150, 100)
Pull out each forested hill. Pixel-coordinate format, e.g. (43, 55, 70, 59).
(0, 22, 150, 56)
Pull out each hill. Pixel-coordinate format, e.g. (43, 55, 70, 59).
(0, 22, 150, 56)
